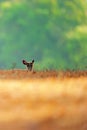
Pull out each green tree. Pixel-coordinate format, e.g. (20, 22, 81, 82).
(0, 0, 87, 69)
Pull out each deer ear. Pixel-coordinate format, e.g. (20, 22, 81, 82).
(32, 59, 34, 63)
(22, 60, 27, 65)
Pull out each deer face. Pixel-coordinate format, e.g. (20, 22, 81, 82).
(22, 59, 34, 71)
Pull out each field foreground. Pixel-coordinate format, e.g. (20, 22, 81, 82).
(0, 70, 87, 130)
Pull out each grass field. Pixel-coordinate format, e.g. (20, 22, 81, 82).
(0, 69, 87, 130)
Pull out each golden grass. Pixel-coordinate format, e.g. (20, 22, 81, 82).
(0, 70, 87, 130)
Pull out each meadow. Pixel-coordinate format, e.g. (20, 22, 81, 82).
(0, 69, 87, 130)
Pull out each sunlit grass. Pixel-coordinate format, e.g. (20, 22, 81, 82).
(0, 74, 87, 130)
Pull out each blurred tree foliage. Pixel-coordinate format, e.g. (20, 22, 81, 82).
(0, 0, 87, 70)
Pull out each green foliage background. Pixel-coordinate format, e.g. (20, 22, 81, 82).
(0, 0, 87, 70)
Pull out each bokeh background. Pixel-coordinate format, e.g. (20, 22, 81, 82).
(0, 0, 87, 70)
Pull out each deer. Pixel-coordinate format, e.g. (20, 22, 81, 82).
(22, 59, 34, 71)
